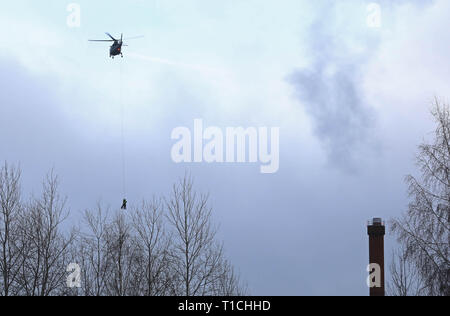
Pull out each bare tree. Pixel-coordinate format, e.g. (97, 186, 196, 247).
(166, 175, 233, 296)
(131, 199, 173, 296)
(212, 259, 248, 296)
(17, 171, 76, 296)
(0, 165, 247, 296)
(105, 211, 141, 296)
(388, 246, 426, 296)
(0, 162, 23, 296)
(75, 204, 112, 296)
(391, 99, 449, 296)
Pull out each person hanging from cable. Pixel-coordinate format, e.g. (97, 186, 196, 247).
(121, 198, 127, 210)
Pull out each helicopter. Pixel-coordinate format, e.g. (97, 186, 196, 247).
(89, 33, 142, 58)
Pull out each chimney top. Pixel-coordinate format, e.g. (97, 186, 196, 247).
(373, 218, 382, 225)
(368, 218, 384, 226)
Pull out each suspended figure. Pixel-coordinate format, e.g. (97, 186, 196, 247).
(121, 198, 127, 210)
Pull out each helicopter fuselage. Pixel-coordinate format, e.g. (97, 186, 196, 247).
(89, 33, 137, 59)
(110, 41, 123, 58)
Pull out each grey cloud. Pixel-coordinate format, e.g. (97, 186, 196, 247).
(290, 62, 374, 169)
(289, 0, 436, 170)
(289, 2, 378, 171)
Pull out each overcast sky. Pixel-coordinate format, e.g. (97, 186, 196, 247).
(1, 0, 449, 295)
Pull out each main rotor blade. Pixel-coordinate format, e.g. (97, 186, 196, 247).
(123, 35, 144, 40)
(105, 32, 117, 41)
(89, 39, 114, 42)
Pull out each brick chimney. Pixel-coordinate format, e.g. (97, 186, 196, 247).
(367, 218, 385, 296)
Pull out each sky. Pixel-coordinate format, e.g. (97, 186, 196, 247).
(0, 0, 449, 295)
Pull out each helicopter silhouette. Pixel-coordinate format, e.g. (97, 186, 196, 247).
(89, 33, 142, 58)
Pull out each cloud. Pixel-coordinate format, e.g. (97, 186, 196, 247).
(288, 0, 436, 170)
(288, 1, 381, 171)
